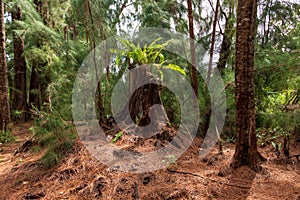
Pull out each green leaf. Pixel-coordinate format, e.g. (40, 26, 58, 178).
(163, 64, 186, 76)
(116, 55, 121, 66)
(112, 132, 123, 144)
(271, 141, 277, 149)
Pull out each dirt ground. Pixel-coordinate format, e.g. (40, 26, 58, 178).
(0, 122, 299, 200)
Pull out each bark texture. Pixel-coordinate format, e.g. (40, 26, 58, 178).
(28, 0, 51, 113)
(12, 7, 28, 121)
(0, 0, 10, 130)
(29, 65, 40, 111)
(129, 67, 162, 127)
(115, 65, 168, 136)
(217, 3, 234, 75)
(232, 0, 260, 171)
(187, 0, 198, 97)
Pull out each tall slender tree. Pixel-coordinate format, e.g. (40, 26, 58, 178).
(199, 0, 220, 138)
(85, 0, 105, 123)
(231, 0, 261, 171)
(217, 1, 235, 75)
(0, 0, 10, 131)
(29, 63, 40, 111)
(12, 6, 28, 122)
(207, 0, 220, 83)
(36, 0, 51, 110)
(28, 0, 43, 112)
(28, 0, 52, 112)
(187, 0, 198, 98)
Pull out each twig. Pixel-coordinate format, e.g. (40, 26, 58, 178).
(288, 154, 300, 161)
(170, 170, 251, 189)
(134, 182, 139, 200)
(207, 0, 223, 35)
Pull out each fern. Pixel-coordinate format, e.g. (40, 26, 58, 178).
(163, 64, 186, 76)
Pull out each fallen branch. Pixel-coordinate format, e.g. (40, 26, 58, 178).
(169, 170, 251, 189)
(288, 154, 300, 161)
(13, 136, 34, 156)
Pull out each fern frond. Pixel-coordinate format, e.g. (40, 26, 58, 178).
(163, 64, 186, 76)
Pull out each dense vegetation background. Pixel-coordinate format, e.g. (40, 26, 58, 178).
(0, 0, 299, 178)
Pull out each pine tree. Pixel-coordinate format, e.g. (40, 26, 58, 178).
(12, 6, 28, 122)
(0, 0, 10, 131)
(187, 0, 198, 97)
(231, 0, 261, 171)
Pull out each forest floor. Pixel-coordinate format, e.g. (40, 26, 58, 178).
(0, 122, 299, 200)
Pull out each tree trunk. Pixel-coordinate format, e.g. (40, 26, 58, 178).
(86, 0, 105, 124)
(29, 65, 40, 111)
(187, 0, 198, 98)
(115, 65, 168, 136)
(199, 0, 220, 138)
(129, 66, 162, 128)
(232, 0, 261, 171)
(217, 3, 234, 75)
(207, 0, 220, 83)
(12, 7, 28, 122)
(0, 0, 10, 131)
(31, 0, 51, 112)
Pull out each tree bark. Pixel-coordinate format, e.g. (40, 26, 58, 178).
(199, 0, 220, 138)
(0, 0, 10, 131)
(187, 0, 198, 98)
(232, 0, 261, 171)
(217, 3, 234, 75)
(86, 0, 105, 123)
(207, 0, 220, 83)
(12, 7, 28, 122)
(115, 64, 168, 135)
(29, 65, 40, 111)
(29, 0, 51, 112)
(129, 67, 162, 127)
(29, 0, 42, 113)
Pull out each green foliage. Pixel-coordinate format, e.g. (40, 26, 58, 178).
(114, 37, 171, 66)
(135, 0, 175, 29)
(111, 131, 123, 144)
(3, 0, 299, 161)
(0, 131, 15, 144)
(41, 139, 74, 169)
(250, 0, 300, 146)
(41, 150, 59, 169)
(160, 88, 181, 127)
(15, 158, 23, 166)
(30, 108, 76, 169)
(5, 0, 87, 170)
(38, 128, 75, 169)
(12, 110, 22, 120)
(163, 64, 186, 76)
(257, 127, 282, 147)
(30, 146, 41, 153)
(213, 68, 236, 141)
(162, 155, 177, 171)
(112, 37, 187, 126)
